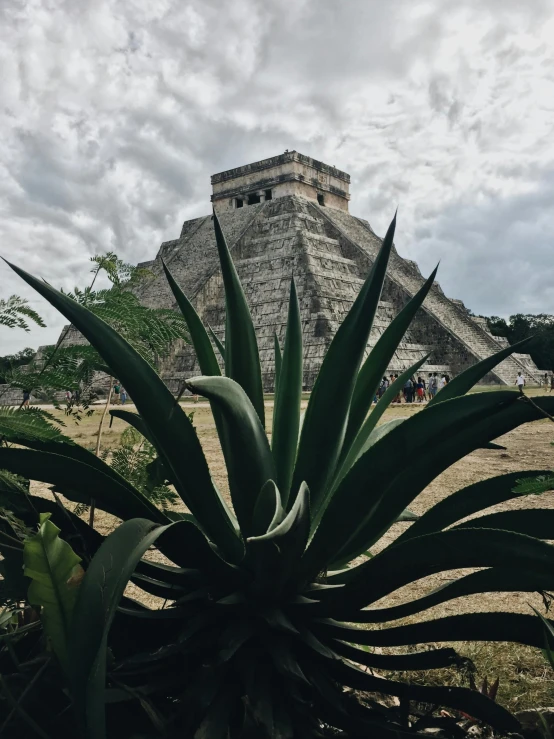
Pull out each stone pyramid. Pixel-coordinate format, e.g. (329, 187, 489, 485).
(129, 151, 540, 391)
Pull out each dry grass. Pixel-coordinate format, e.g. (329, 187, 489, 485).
(32, 390, 554, 712)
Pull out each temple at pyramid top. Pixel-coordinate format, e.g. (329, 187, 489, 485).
(211, 151, 351, 213)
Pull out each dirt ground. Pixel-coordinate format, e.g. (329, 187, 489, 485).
(30, 388, 554, 710)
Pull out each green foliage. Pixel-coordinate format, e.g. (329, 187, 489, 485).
(513, 473, 554, 496)
(0, 295, 45, 332)
(2, 252, 188, 424)
(0, 406, 69, 446)
(23, 512, 83, 671)
(107, 427, 178, 509)
(1, 213, 554, 737)
(487, 313, 554, 371)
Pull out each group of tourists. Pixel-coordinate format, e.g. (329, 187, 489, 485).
(61, 382, 128, 406)
(374, 372, 450, 405)
(112, 381, 127, 405)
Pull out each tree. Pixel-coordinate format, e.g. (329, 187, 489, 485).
(0, 295, 45, 332)
(0, 348, 36, 383)
(487, 314, 554, 371)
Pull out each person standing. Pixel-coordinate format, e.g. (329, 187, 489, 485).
(516, 372, 525, 396)
(416, 377, 424, 402)
(428, 373, 437, 399)
(65, 389, 72, 403)
(113, 382, 121, 405)
(22, 389, 30, 408)
(404, 377, 413, 403)
(438, 375, 446, 391)
(120, 387, 127, 405)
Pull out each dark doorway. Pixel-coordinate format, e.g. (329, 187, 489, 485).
(265, 189, 273, 200)
(317, 193, 325, 206)
(248, 193, 261, 205)
(236, 198, 243, 208)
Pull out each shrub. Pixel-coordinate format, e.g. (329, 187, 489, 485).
(1, 213, 554, 738)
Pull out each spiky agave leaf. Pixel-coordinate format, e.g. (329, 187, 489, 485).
(4, 213, 554, 738)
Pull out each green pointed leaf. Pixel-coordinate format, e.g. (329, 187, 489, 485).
(213, 212, 265, 425)
(328, 528, 554, 612)
(24, 512, 83, 671)
(5, 259, 241, 562)
(273, 331, 282, 394)
(316, 612, 554, 651)
(162, 260, 221, 377)
(350, 567, 554, 624)
(0, 447, 167, 524)
(251, 479, 284, 537)
(335, 354, 429, 485)
(335, 416, 407, 488)
(186, 375, 275, 537)
(428, 335, 535, 406)
(331, 640, 465, 670)
(304, 393, 554, 575)
(208, 325, 225, 363)
(532, 607, 554, 670)
(398, 470, 550, 543)
(326, 660, 519, 734)
(342, 266, 438, 456)
(453, 509, 554, 539)
(109, 409, 156, 446)
(292, 213, 397, 519)
(272, 279, 303, 505)
(248, 482, 310, 595)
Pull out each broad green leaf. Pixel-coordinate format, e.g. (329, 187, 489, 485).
(291, 213, 397, 519)
(271, 279, 303, 505)
(342, 266, 438, 457)
(213, 212, 265, 426)
(428, 335, 534, 406)
(24, 512, 83, 671)
(162, 260, 221, 377)
(186, 375, 275, 538)
(6, 259, 242, 562)
(68, 518, 178, 739)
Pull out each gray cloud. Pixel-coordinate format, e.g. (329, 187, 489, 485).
(1, 0, 554, 354)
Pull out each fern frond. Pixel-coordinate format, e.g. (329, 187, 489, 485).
(513, 474, 554, 496)
(0, 407, 70, 445)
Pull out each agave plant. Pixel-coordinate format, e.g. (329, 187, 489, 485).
(1, 212, 554, 738)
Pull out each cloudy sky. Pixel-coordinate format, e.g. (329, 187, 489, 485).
(1, 0, 554, 355)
